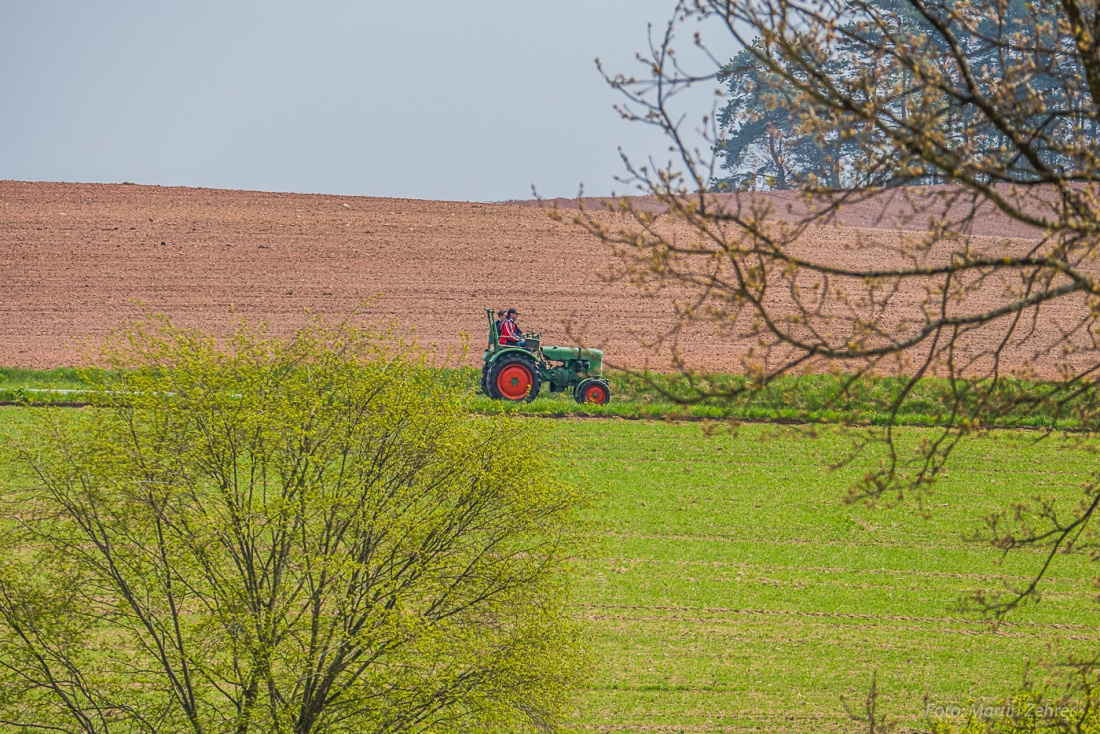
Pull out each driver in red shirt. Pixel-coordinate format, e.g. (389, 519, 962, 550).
(499, 308, 525, 347)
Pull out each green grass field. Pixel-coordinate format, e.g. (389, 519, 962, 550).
(1, 406, 1097, 733)
(545, 420, 1100, 732)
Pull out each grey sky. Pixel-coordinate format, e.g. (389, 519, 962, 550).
(0, 1, 725, 202)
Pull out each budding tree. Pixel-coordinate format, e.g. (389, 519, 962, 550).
(0, 317, 582, 734)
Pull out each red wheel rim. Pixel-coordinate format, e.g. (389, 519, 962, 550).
(496, 364, 533, 400)
(584, 385, 607, 404)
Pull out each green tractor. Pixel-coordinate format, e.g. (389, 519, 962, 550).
(481, 308, 611, 404)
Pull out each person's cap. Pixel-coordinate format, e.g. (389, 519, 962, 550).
(506, 308, 519, 316)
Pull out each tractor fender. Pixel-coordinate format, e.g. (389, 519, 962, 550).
(484, 346, 538, 365)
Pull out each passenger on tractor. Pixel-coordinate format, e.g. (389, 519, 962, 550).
(499, 308, 525, 347)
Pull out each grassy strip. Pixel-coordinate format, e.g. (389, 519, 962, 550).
(0, 367, 89, 390)
(0, 367, 107, 406)
(2, 365, 1094, 429)
(472, 368, 1094, 428)
(0, 367, 87, 387)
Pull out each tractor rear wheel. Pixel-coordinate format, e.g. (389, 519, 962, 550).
(489, 353, 542, 402)
(480, 362, 494, 397)
(575, 378, 611, 405)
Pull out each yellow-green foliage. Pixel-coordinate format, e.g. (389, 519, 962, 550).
(0, 316, 583, 734)
(927, 688, 1100, 734)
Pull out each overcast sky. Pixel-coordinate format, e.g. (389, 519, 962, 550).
(0, 1, 728, 202)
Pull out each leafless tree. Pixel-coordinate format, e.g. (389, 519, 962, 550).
(573, 0, 1100, 626)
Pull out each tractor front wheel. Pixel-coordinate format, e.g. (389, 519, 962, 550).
(489, 353, 542, 402)
(575, 378, 611, 405)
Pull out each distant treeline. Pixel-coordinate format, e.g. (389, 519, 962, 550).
(713, 0, 1099, 191)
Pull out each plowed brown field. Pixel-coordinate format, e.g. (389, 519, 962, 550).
(1, 180, 1085, 377)
(2, 181, 653, 369)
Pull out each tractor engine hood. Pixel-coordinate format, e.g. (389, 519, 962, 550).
(541, 345, 604, 376)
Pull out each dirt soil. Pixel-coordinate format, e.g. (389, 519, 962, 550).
(1, 180, 1085, 377)
(1, 181, 675, 369)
